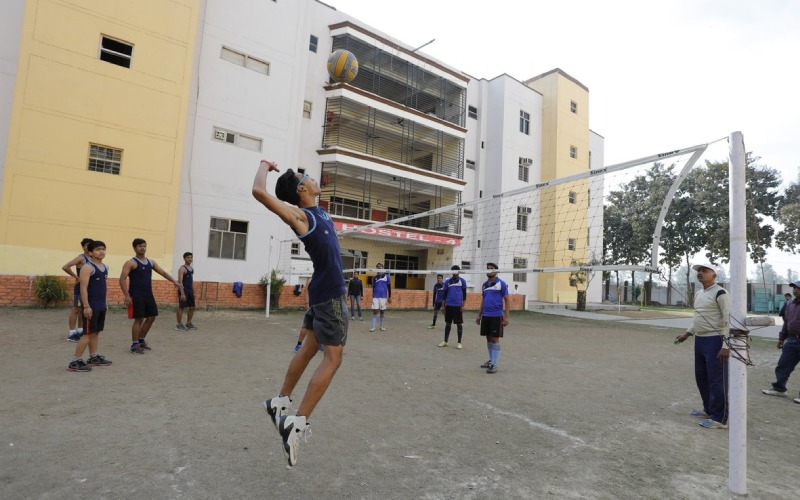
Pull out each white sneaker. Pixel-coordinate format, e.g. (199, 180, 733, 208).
(761, 389, 787, 397)
(437, 341, 448, 347)
(278, 415, 309, 467)
(794, 397, 800, 405)
(456, 343, 463, 349)
(264, 395, 292, 429)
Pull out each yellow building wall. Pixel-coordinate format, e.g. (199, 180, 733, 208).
(0, 0, 200, 277)
(527, 70, 590, 302)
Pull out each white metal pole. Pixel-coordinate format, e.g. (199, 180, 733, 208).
(728, 131, 747, 495)
(265, 236, 272, 318)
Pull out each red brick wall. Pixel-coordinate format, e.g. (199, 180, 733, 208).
(2, 275, 525, 311)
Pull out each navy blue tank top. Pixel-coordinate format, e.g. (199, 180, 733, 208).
(297, 206, 345, 304)
(181, 265, 194, 293)
(86, 261, 108, 311)
(128, 257, 153, 298)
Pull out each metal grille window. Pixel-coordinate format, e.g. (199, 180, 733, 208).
(88, 144, 122, 175)
(208, 218, 248, 260)
(518, 157, 531, 182)
(519, 110, 530, 135)
(513, 257, 527, 282)
(309, 35, 318, 53)
(570, 100, 577, 113)
(570, 145, 578, 159)
(463, 209, 473, 219)
(303, 101, 312, 119)
(461, 261, 471, 270)
(385, 253, 420, 278)
(516, 206, 531, 231)
(568, 238, 576, 251)
(468, 106, 478, 119)
(99, 36, 133, 68)
(329, 196, 370, 220)
(221, 46, 269, 75)
(569, 191, 577, 204)
(466, 159, 476, 170)
(213, 127, 262, 152)
(291, 242, 300, 255)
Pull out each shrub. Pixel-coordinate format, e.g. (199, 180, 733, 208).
(34, 275, 70, 308)
(258, 269, 287, 308)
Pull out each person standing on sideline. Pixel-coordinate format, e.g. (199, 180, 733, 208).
(175, 252, 197, 331)
(761, 280, 800, 404)
(438, 265, 467, 349)
(119, 238, 183, 354)
(778, 292, 792, 319)
(254, 160, 348, 467)
(348, 273, 364, 321)
(370, 263, 391, 332)
(68, 240, 112, 371)
(476, 263, 510, 374)
(674, 263, 730, 429)
(428, 274, 445, 328)
(62, 238, 93, 342)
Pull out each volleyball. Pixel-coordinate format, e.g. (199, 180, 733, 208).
(327, 49, 358, 83)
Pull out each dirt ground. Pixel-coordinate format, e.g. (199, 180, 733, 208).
(1, 306, 797, 499)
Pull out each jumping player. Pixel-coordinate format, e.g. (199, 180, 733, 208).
(68, 240, 112, 371)
(476, 263, 510, 373)
(176, 252, 196, 331)
(254, 160, 348, 467)
(119, 238, 183, 353)
(61, 238, 93, 342)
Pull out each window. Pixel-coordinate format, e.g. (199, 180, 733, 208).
(208, 217, 248, 260)
(466, 159, 476, 170)
(463, 209, 473, 219)
(513, 257, 527, 282)
(519, 110, 530, 135)
(303, 101, 312, 119)
(291, 242, 300, 256)
(518, 157, 532, 182)
(309, 35, 318, 53)
(461, 261, 471, 270)
(468, 105, 478, 119)
(385, 253, 420, 278)
(570, 100, 577, 113)
(568, 238, 576, 251)
(568, 191, 577, 204)
(329, 196, 370, 220)
(221, 46, 269, 75)
(516, 206, 531, 231)
(213, 127, 263, 152)
(570, 145, 577, 159)
(99, 36, 133, 68)
(87, 144, 122, 175)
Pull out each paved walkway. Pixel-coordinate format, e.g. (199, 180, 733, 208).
(533, 307, 783, 339)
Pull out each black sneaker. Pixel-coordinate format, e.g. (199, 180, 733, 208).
(68, 359, 92, 372)
(480, 360, 492, 368)
(87, 355, 112, 366)
(264, 396, 292, 429)
(186, 322, 197, 330)
(486, 363, 498, 374)
(130, 343, 146, 354)
(278, 415, 308, 467)
(139, 340, 151, 350)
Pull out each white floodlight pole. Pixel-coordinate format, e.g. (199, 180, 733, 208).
(728, 131, 747, 495)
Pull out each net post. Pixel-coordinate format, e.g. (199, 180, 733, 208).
(728, 131, 747, 495)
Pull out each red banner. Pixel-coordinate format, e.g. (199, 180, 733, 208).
(334, 221, 461, 246)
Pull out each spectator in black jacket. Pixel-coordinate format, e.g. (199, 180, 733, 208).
(348, 273, 364, 321)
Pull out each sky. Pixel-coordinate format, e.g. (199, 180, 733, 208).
(328, 0, 800, 277)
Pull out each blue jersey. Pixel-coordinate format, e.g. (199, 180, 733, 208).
(128, 257, 153, 298)
(372, 273, 391, 299)
(181, 265, 194, 294)
(432, 282, 444, 306)
(298, 206, 346, 304)
(481, 277, 508, 317)
(85, 261, 108, 311)
(442, 276, 467, 307)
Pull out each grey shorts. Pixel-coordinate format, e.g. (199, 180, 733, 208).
(309, 296, 349, 346)
(301, 308, 314, 330)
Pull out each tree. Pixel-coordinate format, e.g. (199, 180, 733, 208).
(569, 257, 600, 311)
(775, 168, 800, 254)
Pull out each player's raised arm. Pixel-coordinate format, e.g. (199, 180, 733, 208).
(252, 160, 309, 235)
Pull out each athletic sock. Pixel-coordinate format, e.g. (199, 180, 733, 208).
(371, 316, 377, 328)
(444, 324, 451, 342)
(489, 342, 500, 365)
(456, 325, 463, 342)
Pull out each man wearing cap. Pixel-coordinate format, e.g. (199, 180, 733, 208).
(761, 280, 800, 404)
(674, 263, 730, 429)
